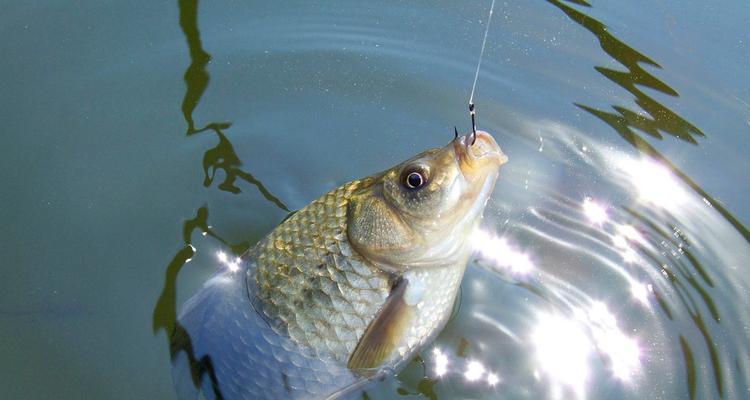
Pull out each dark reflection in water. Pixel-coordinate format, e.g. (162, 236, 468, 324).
(548, 0, 749, 245)
(152, 205, 260, 399)
(152, 1, 289, 399)
(152, 207, 222, 400)
(680, 336, 697, 400)
(153, 207, 251, 341)
(178, 0, 210, 135)
(547, 1, 749, 398)
(623, 208, 722, 398)
(177, 0, 289, 210)
(547, 0, 704, 143)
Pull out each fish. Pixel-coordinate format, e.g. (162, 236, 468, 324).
(171, 130, 507, 399)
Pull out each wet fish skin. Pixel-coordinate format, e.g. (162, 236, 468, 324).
(172, 268, 359, 400)
(172, 131, 506, 399)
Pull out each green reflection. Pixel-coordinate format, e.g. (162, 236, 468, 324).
(200, 124, 290, 211)
(152, 205, 253, 399)
(680, 336, 697, 400)
(178, 0, 211, 135)
(392, 346, 449, 399)
(153, 206, 251, 338)
(548, 0, 703, 144)
(548, 0, 749, 244)
(623, 208, 724, 397)
(546, 1, 741, 398)
(178, 0, 289, 210)
(152, 206, 228, 400)
(153, 1, 292, 397)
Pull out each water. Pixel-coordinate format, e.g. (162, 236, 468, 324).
(1, 0, 749, 399)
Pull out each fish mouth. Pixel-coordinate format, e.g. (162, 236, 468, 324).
(454, 130, 508, 177)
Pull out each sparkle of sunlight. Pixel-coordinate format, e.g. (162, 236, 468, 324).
(465, 360, 486, 381)
(472, 229, 534, 275)
(432, 348, 449, 377)
(583, 197, 608, 225)
(619, 158, 687, 208)
(533, 313, 591, 399)
(216, 250, 240, 272)
(429, 347, 500, 389)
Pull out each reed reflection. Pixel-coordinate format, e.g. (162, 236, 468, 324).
(544, 2, 741, 397)
(153, 206, 228, 400)
(153, 1, 289, 398)
(178, 0, 289, 210)
(178, 0, 210, 135)
(548, 0, 703, 144)
(548, 0, 749, 244)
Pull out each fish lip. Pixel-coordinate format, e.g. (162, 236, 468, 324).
(453, 131, 507, 174)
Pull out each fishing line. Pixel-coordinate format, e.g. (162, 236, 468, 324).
(467, 0, 496, 144)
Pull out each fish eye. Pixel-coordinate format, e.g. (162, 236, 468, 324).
(402, 166, 428, 190)
(406, 172, 423, 189)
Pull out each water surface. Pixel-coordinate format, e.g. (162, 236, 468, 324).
(1, 0, 749, 399)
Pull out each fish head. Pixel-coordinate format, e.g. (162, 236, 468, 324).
(347, 131, 507, 270)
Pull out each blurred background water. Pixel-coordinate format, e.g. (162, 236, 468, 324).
(1, 0, 749, 399)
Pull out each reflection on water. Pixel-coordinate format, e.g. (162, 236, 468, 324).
(152, 206, 222, 399)
(177, 0, 290, 210)
(178, 0, 210, 135)
(149, 1, 750, 399)
(199, 125, 290, 210)
(2, 0, 747, 398)
(547, 0, 749, 244)
(547, 0, 704, 144)
(473, 229, 535, 276)
(531, 3, 748, 396)
(152, 1, 289, 399)
(618, 158, 687, 207)
(532, 312, 591, 399)
(581, 197, 608, 225)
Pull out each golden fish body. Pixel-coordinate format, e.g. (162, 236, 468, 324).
(252, 180, 465, 368)
(172, 131, 507, 399)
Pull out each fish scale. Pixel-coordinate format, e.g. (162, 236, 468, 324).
(254, 179, 391, 362)
(172, 272, 360, 400)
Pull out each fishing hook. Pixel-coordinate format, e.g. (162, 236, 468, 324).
(469, 103, 477, 145)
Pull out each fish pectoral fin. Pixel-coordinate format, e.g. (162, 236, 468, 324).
(347, 277, 413, 371)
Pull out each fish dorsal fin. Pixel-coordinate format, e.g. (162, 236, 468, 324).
(348, 277, 413, 371)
